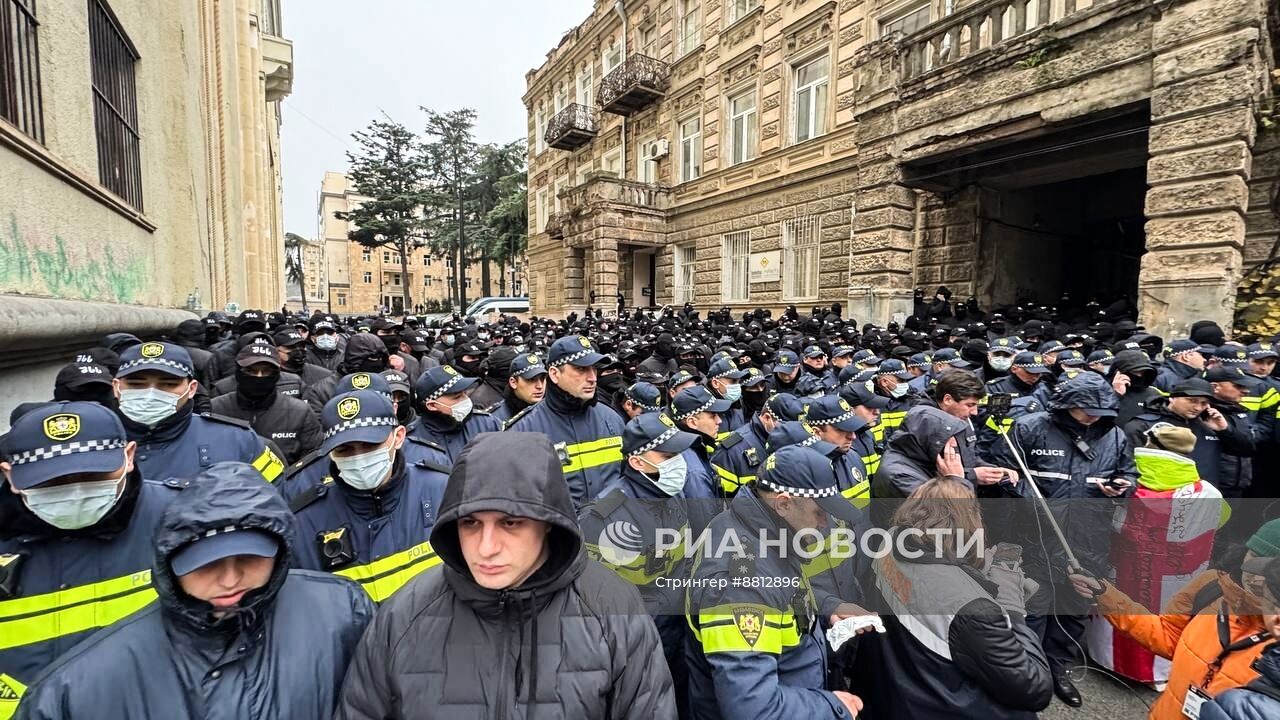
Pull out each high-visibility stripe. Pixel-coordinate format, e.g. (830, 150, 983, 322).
(1029, 470, 1070, 481)
(985, 416, 1013, 434)
(716, 430, 734, 442)
(841, 479, 871, 510)
(562, 437, 623, 474)
(333, 541, 440, 603)
(252, 445, 285, 483)
(713, 463, 753, 494)
(861, 452, 881, 475)
(586, 535, 686, 587)
(870, 423, 885, 443)
(0, 571, 156, 651)
(880, 411, 907, 431)
(0, 673, 27, 720)
(695, 603, 800, 654)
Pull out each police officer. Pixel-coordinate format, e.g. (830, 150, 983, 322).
(769, 350, 803, 395)
(112, 342, 284, 484)
(870, 358, 920, 438)
(986, 351, 1054, 408)
(274, 328, 337, 414)
(490, 352, 547, 424)
(580, 412, 705, 719)
(618, 381, 664, 421)
(705, 358, 748, 439)
(467, 346, 515, 413)
(209, 335, 307, 401)
(51, 361, 115, 408)
(379, 369, 416, 426)
(289, 391, 450, 603)
(685, 445, 866, 720)
(796, 346, 837, 397)
(410, 366, 501, 462)
(306, 317, 345, 373)
(710, 393, 801, 496)
(803, 395, 872, 510)
(837, 382, 891, 476)
(670, 385, 732, 499)
(504, 335, 626, 509)
(210, 344, 323, 464)
(0, 402, 179, 715)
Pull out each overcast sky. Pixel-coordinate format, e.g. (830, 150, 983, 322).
(280, 0, 592, 238)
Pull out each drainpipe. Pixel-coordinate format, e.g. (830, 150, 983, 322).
(615, 0, 627, 178)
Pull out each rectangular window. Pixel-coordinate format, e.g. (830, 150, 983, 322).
(0, 0, 44, 143)
(423, 255, 431, 266)
(602, 148, 622, 177)
(792, 56, 829, 144)
(361, 249, 371, 262)
(679, 116, 701, 183)
(554, 84, 568, 113)
(390, 273, 401, 286)
(362, 271, 372, 284)
(534, 107, 546, 153)
(728, 90, 757, 166)
(640, 25, 658, 58)
(383, 251, 390, 263)
(576, 164, 591, 186)
(678, 0, 702, 57)
(729, 0, 760, 23)
(880, 4, 931, 38)
(89, 0, 143, 210)
(554, 176, 569, 212)
(782, 214, 821, 299)
(535, 187, 549, 232)
(577, 66, 593, 107)
(639, 138, 658, 184)
(721, 232, 750, 302)
(464, 278, 472, 290)
(423, 275, 432, 287)
(337, 293, 347, 307)
(674, 244, 697, 305)
(602, 39, 623, 73)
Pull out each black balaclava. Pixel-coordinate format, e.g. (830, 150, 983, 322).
(235, 368, 279, 408)
(280, 345, 307, 373)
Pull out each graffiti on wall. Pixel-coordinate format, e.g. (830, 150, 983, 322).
(0, 214, 149, 304)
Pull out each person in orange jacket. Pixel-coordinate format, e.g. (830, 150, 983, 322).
(1071, 519, 1280, 719)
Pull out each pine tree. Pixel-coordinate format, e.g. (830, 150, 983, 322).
(421, 108, 481, 309)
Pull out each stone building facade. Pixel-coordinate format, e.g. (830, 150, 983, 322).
(285, 236, 327, 312)
(0, 0, 294, 426)
(318, 172, 506, 315)
(523, 0, 1278, 336)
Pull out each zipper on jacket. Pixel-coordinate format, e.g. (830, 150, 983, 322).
(496, 590, 512, 720)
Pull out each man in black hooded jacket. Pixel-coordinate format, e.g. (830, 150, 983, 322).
(334, 432, 676, 720)
(14, 462, 374, 720)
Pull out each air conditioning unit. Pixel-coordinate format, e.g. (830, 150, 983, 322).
(641, 138, 669, 161)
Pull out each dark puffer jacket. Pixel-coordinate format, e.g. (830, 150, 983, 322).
(334, 432, 676, 720)
(871, 405, 971, 527)
(988, 373, 1138, 580)
(14, 463, 375, 720)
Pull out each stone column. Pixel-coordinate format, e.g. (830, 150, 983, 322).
(564, 247, 586, 307)
(591, 236, 620, 311)
(1139, 0, 1266, 334)
(848, 155, 917, 325)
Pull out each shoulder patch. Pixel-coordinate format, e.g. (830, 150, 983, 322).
(288, 447, 328, 474)
(199, 412, 253, 430)
(288, 483, 329, 514)
(501, 404, 536, 431)
(719, 432, 743, 449)
(586, 489, 627, 519)
(160, 477, 193, 490)
(413, 459, 453, 476)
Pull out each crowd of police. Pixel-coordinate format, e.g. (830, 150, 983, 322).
(2, 289, 1280, 719)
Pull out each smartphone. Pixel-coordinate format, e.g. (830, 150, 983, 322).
(1199, 409, 1212, 421)
(988, 393, 1013, 418)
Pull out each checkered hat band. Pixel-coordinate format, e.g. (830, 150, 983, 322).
(673, 397, 716, 421)
(323, 416, 397, 440)
(550, 349, 593, 368)
(1013, 362, 1045, 369)
(626, 394, 662, 412)
(9, 438, 127, 466)
(118, 358, 190, 375)
(427, 375, 463, 402)
(798, 435, 822, 449)
(630, 426, 679, 457)
(813, 409, 858, 427)
(758, 477, 838, 498)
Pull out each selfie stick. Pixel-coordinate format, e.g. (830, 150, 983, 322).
(993, 408, 1085, 574)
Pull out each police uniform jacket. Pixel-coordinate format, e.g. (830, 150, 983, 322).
(503, 383, 625, 509)
(290, 454, 450, 603)
(0, 474, 177, 712)
(408, 409, 501, 463)
(12, 464, 375, 720)
(684, 487, 851, 720)
(119, 404, 284, 485)
(709, 415, 769, 496)
(210, 392, 322, 465)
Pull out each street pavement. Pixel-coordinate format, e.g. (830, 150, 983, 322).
(1039, 667, 1160, 719)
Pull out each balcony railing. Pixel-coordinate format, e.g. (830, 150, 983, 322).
(598, 54, 670, 117)
(545, 103, 598, 151)
(899, 0, 1098, 80)
(562, 175, 669, 218)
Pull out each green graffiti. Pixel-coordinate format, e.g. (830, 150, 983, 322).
(0, 213, 148, 303)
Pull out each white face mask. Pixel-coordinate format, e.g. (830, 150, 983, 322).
(444, 397, 473, 423)
(332, 442, 395, 491)
(315, 335, 338, 351)
(118, 386, 186, 426)
(989, 356, 1014, 372)
(723, 383, 743, 403)
(21, 472, 125, 530)
(641, 454, 688, 496)
(890, 383, 910, 399)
